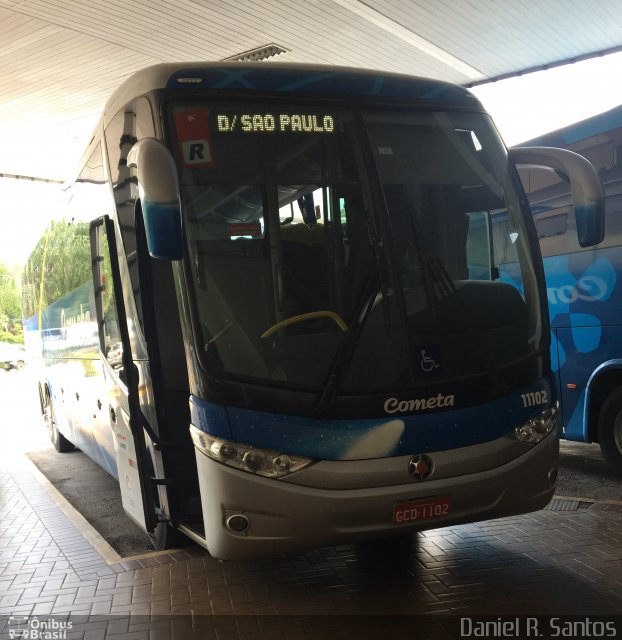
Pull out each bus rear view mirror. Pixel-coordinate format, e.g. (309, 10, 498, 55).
(509, 146, 604, 248)
(127, 138, 183, 260)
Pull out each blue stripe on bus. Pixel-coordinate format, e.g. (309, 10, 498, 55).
(521, 105, 622, 147)
(190, 378, 552, 460)
(165, 67, 479, 106)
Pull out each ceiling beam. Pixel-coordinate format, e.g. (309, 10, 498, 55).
(0, 173, 63, 184)
(466, 44, 622, 87)
(330, 0, 483, 81)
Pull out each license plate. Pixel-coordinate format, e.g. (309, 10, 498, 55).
(392, 496, 451, 525)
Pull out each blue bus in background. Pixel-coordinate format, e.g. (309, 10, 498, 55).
(519, 105, 622, 473)
(22, 63, 604, 559)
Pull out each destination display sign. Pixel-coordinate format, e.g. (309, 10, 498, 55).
(172, 106, 339, 167)
(216, 112, 335, 134)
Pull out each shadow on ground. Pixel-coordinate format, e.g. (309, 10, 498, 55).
(27, 447, 155, 557)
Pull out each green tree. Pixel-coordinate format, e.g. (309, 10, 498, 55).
(0, 262, 23, 343)
(22, 219, 91, 322)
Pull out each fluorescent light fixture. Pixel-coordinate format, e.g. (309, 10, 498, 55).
(224, 44, 288, 62)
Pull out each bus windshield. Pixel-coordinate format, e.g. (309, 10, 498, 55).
(171, 102, 542, 399)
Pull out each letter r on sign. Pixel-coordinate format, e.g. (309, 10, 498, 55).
(182, 140, 213, 165)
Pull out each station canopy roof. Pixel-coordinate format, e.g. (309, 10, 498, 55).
(2, 0, 622, 181)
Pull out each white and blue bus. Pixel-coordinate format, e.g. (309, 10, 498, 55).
(22, 63, 604, 559)
(519, 106, 622, 473)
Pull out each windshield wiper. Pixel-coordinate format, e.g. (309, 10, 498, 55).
(314, 271, 381, 414)
(314, 196, 398, 415)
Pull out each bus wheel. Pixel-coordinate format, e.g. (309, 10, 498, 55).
(149, 521, 186, 551)
(598, 388, 622, 475)
(44, 396, 74, 453)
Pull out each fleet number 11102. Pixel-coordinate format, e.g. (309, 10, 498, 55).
(521, 391, 548, 407)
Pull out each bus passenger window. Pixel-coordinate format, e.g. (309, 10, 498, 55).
(537, 212, 567, 239)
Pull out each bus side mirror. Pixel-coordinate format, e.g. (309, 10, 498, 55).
(509, 146, 604, 248)
(127, 138, 183, 260)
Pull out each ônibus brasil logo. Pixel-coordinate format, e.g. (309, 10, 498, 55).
(8, 616, 73, 639)
(384, 393, 455, 414)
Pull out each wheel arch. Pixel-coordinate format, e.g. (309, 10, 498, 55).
(586, 360, 622, 443)
(39, 379, 54, 413)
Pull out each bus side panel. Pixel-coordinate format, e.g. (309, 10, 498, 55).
(23, 225, 118, 479)
(559, 325, 622, 443)
(550, 327, 564, 424)
(556, 326, 595, 441)
(544, 246, 622, 441)
(41, 284, 118, 477)
(47, 375, 80, 447)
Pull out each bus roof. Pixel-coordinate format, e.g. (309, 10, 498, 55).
(520, 103, 622, 148)
(103, 61, 482, 127)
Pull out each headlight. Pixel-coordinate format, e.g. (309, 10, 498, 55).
(507, 403, 559, 444)
(190, 426, 314, 478)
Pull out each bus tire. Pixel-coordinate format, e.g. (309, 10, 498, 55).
(597, 388, 622, 475)
(149, 521, 187, 551)
(45, 394, 74, 453)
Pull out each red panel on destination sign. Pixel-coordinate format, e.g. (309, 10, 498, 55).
(228, 222, 262, 238)
(174, 108, 214, 168)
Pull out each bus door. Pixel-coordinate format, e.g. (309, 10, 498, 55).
(89, 215, 157, 533)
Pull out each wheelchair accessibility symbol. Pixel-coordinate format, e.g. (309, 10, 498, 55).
(416, 346, 442, 374)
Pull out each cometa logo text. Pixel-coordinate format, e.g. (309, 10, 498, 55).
(384, 394, 455, 414)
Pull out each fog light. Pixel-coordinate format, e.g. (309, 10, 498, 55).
(226, 513, 250, 533)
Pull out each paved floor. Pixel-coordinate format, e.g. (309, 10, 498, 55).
(1, 372, 622, 638)
(1, 447, 622, 639)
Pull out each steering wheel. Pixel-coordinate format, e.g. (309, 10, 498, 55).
(261, 311, 348, 338)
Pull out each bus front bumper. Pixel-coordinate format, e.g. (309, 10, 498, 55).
(193, 431, 558, 559)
